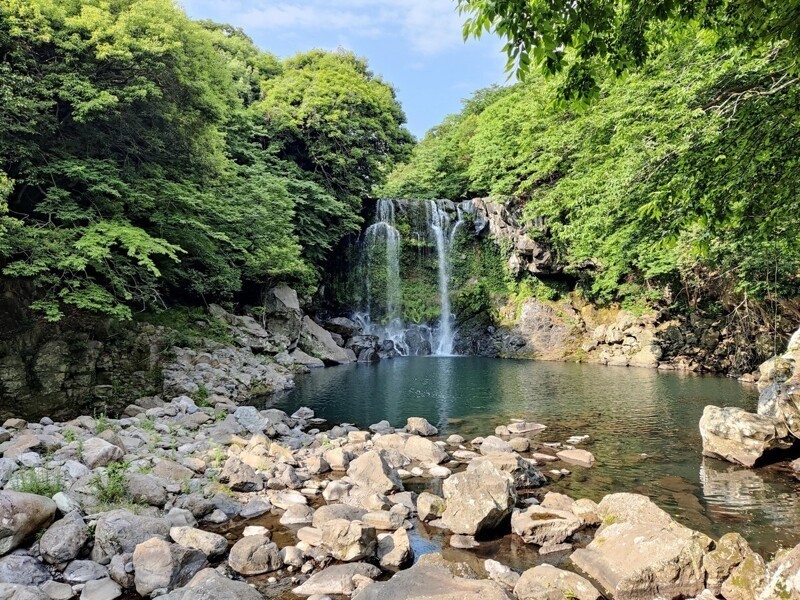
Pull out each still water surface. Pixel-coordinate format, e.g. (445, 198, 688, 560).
(272, 357, 800, 555)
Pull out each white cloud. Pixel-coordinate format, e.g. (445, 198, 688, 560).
(182, 0, 467, 55)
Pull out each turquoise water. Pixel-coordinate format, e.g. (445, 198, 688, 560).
(271, 357, 800, 555)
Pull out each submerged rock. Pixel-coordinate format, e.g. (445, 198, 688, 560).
(699, 405, 792, 467)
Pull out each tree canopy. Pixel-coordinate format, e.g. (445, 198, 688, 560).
(457, 0, 800, 100)
(383, 33, 800, 313)
(0, 0, 412, 321)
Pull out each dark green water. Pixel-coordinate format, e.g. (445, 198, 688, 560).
(272, 357, 800, 555)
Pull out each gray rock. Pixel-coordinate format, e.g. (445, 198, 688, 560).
(40, 512, 89, 565)
(280, 504, 313, 525)
(132, 538, 206, 597)
(484, 560, 520, 589)
(40, 581, 74, 600)
(0, 491, 57, 555)
(232, 407, 267, 435)
(514, 564, 600, 600)
(151, 569, 263, 600)
(298, 317, 353, 365)
(699, 405, 792, 467)
(0, 459, 18, 488)
(220, 457, 263, 492)
(238, 499, 270, 519)
(377, 528, 412, 568)
(0, 555, 50, 585)
(346, 451, 402, 494)
(52, 493, 80, 515)
(63, 560, 108, 584)
(441, 462, 516, 536)
(570, 493, 712, 600)
(91, 510, 170, 565)
(169, 527, 227, 559)
(124, 474, 167, 507)
(108, 553, 134, 589)
(351, 560, 513, 600)
(510, 506, 583, 545)
(479, 436, 514, 455)
(227, 535, 281, 575)
(312, 504, 366, 528)
(81, 439, 123, 469)
(467, 453, 545, 489)
(79, 579, 121, 600)
(405, 417, 437, 436)
(320, 519, 377, 562)
(292, 563, 381, 597)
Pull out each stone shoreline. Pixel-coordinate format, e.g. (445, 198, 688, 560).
(0, 383, 798, 600)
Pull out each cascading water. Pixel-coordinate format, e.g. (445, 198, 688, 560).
(356, 198, 463, 357)
(428, 200, 456, 356)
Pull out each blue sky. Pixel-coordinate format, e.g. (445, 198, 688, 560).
(179, 0, 508, 138)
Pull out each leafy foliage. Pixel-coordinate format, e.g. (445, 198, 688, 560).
(385, 35, 800, 311)
(457, 0, 800, 100)
(0, 0, 411, 321)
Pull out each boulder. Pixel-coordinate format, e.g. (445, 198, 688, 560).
(81, 439, 123, 469)
(293, 563, 381, 596)
(80, 578, 121, 600)
(514, 564, 601, 600)
(91, 510, 170, 565)
(299, 316, 353, 365)
(0, 491, 57, 555)
(378, 528, 412, 568)
(699, 406, 792, 467)
(441, 461, 517, 536)
(288, 349, 324, 369)
(405, 417, 438, 436)
(351, 560, 513, 600)
(132, 538, 206, 597)
(320, 519, 377, 561)
(231, 407, 267, 435)
(40, 511, 89, 565)
(467, 453, 545, 489)
(346, 451, 402, 494)
(220, 457, 263, 492)
(417, 492, 446, 522)
(0, 555, 50, 585)
(703, 532, 757, 595)
(324, 317, 362, 338)
(571, 493, 712, 600)
(125, 474, 167, 507)
(154, 568, 263, 600)
(511, 506, 583, 545)
(227, 534, 281, 575)
(169, 527, 227, 559)
(479, 436, 514, 455)
(759, 543, 800, 599)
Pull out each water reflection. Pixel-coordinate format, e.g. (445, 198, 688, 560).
(271, 356, 798, 555)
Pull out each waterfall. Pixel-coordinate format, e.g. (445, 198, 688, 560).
(356, 198, 463, 358)
(428, 200, 456, 356)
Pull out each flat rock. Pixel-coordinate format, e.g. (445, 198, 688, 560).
(0, 555, 50, 585)
(150, 569, 263, 600)
(555, 449, 595, 468)
(80, 578, 121, 600)
(352, 561, 513, 600)
(169, 527, 227, 559)
(511, 506, 583, 545)
(292, 563, 381, 596)
(514, 564, 601, 600)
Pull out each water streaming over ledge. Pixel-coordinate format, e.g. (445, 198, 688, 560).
(356, 198, 462, 356)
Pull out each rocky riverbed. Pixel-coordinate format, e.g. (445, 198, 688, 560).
(0, 384, 799, 600)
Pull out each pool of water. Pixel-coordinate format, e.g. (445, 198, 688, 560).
(270, 356, 800, 555)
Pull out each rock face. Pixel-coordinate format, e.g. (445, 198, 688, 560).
(441, 462, 517, 536)
(0, 491, 57, 555)
(699, 405, 792, 467)
(298, 316, 353, 365)
(570, 493, 712, 600)
(352, 559, 514, 600)
(514, 564, 601, 600)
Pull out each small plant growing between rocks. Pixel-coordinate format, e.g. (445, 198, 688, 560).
(94, 413, 111, 434)
(194, 384, 211, 407)
(9, 468, 64, 497)
(63, 429, 76, 443)
(92, 462, 129, 504)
